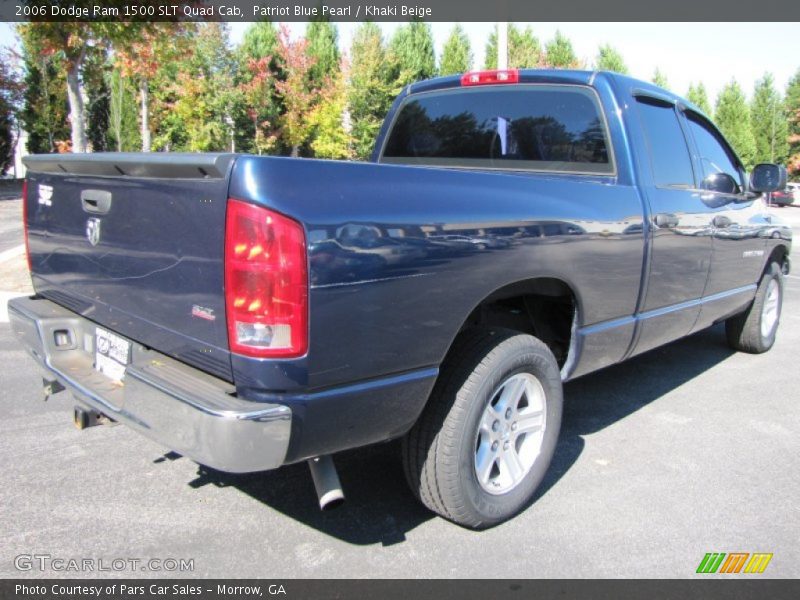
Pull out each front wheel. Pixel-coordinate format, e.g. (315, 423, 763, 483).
(726, 262, 783, 353)
(402, 328, 563, 529)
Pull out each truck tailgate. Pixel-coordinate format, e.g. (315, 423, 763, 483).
(23, 153, 235, 381)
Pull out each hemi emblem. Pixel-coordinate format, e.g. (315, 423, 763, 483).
(86, 218, 101, 246)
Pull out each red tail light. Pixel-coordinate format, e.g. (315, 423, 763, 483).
(224, 199, 308, 358)
(461, 69, 520, 86)
(22, 179, 31, 272)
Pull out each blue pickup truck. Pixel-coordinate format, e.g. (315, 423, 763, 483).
(10, 69, 791, 528)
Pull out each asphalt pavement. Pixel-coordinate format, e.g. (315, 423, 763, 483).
(0, 195, 798, 579)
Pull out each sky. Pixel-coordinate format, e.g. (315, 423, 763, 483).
(2, 21, 799, 102)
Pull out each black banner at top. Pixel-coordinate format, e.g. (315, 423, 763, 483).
(2, 0, 800, 22)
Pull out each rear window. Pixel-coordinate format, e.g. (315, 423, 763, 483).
(379, 85, 613, 174)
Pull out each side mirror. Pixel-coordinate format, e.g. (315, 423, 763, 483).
(750, 163, 787, 193)
(702, 172, 740, 195)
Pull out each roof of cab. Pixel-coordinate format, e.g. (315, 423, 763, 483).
(406, 69, 711, 121)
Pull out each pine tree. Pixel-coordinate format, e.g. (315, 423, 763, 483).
(107, 67, 140, 152)
(595, 44, 628, 74)
(544, 31, 579, 68)
(440, 24, 472, 75)
(785, 69, 800, 179)
(237, 22, 281, 155)
(306, 20, 340, 88)
(0, 49, 21, 173)
(750, 73, 789, 165)
(18, 34, 70, 154)
(348, 23, 395, 160)
(687, 83, 713, 117)
(484, 24, 542, 69)
(715, 79, 757, 169)
(389, 22, 436, 87)
(652, 68, 669, 90)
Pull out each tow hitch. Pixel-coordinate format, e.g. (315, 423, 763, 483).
(73, 405, 114, 430)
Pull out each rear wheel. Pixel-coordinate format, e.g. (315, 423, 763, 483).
(402, 328, 563, 529)
(725, 262, 783, 353)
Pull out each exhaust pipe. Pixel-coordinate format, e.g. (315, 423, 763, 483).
(307, 455, 345, 510)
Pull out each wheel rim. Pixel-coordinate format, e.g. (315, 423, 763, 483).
(760, 278, 780, 339)
(474, 372, 546, 495)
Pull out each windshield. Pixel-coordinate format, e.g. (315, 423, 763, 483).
(380, 85, 613, 175)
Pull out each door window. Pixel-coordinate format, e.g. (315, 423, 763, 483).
(684, 112, 743, 193)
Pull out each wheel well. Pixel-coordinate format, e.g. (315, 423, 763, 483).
(767, 244, 790, 274)
(454, 278, 577, 367)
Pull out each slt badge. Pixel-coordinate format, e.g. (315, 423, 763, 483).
(86, 218, 102, 246)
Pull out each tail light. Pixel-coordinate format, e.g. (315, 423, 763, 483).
(22, 179, 31, 272)
(461, 69, 520, 86)
(224, 199, 308, 358)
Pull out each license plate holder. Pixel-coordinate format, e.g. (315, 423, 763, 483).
(94, 328, 131, 382)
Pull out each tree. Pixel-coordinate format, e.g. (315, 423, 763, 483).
(274, 24, 318, 157)
(236, 22, 282, 155)
(0, 49, 22, 173)
(306, 20, 340, 88)
(107, 66, 141, 152)
(114, 23, 194, 152)
(544, 31, 579, 68)
(484, 24, 541, 69)
(440, 24, 472, 75)
(308, 60, 353, 159)
(750, 73, 788, 165)
(18, 34, 70, 154)
(715, 79, 757, 169)
(686, 82, 712, 117)
(595, 44, 628, 74)
(169, 23, 241, 152)
(17, 18, 134, 153)
(348, 23, 395, 160)
(785, 69, 800, 179)
(652, 68, 669, 90)
(389, 22, 436, 86)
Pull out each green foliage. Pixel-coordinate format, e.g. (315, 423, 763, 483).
(785, 69, 800, 179)
(0, 50, 21, 172)
(239, 22, 279, 62)
(595, 44, 628, 74)
(484, 24, 541, 69)
(715, 79, 757, 169)
(18, 31, 69, 153)
(544, 31, 579, 68)
(309, 66, 352, 159)
(107, 68, 140, 151)
(652, 68, 669, 90)
(686, 82, 712, 117)
(389, 22, 436, 86)
(82, 46, 110, 152)
(750, 73, 788, 165)
(440, 24, 472, 75)
(348, 23, 395, 159)
(306, 20, 340, 88)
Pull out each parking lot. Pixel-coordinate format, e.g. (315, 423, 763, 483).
(1, 190, 798, 579)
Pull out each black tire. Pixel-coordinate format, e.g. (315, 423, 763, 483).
(402, 328, 563, 529)
(725, 262, 783, 353)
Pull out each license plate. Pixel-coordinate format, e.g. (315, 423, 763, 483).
(95, 328, 131, 382)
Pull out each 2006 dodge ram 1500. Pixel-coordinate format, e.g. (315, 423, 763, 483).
(10, 69, 792, 528)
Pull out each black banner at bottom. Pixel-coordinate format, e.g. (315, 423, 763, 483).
(1, 579, 799, 600)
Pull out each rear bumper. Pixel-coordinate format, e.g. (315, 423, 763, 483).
(8, 296, 291, 473)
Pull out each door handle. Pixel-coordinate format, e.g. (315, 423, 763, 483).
(712, 215, 732, 228)
(81, 190, 112, 214)
(654, 213, 679, 228)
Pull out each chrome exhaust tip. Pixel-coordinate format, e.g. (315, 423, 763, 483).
(308, 455, 345, 510)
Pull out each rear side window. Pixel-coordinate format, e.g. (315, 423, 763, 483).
(380, 85, 613, 174)
(635, 97, 695, 188)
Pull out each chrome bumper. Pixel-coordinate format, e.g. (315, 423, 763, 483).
(8, 296, 291, 473)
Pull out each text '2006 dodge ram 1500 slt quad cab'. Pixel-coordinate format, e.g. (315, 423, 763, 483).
(10, 69, 792, 528)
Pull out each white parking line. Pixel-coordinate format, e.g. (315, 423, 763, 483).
(0, 244, 25, 263)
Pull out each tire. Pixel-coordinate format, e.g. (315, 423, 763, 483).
(725, 262, 783, 353)
(402, 328, 563, 529)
